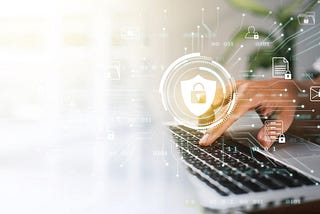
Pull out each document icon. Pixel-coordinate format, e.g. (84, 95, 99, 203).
(272, 57, 290, 79)
(310, 86, 320, 102)
(264, 120, 283, 142)
(298, 12, 315, 25)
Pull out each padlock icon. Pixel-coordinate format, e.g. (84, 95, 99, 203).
(191, 83, 206, 104)
(285, 70, 292, 80)
(253, 32, 259, 40)
(278, 134, 286, 143)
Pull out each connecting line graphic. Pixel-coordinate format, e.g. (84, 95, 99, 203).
(273, 22, 320, 53)
(263, 22, 284, 42)
(261, 11, 273, 22)
(201, 8, 213, 40)
(264, 18, 294, 44)
(225, 45, 244, 64)
(293, 42, 320, 57)
(302, 0, 318, 12)
(169, 139, 181, 176)
(216, 6, 220, 34)
(272, 30, 303, 52)
(239, 13, 245, 30)
(293, 30, 320, 48)
(245, 79, 305, 93)
(197, 25, 200, 51)
(303, 35, 320, 49)
(228, 57, 242, 70)
(271, 34, 285, 44)
(304, 73, 320, 84)
(242, 74, 266, 79)
(161, 129, 169, 166)
(191, 32, 194, 52)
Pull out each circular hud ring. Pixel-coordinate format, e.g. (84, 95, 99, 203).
(160, 53, 237, 129)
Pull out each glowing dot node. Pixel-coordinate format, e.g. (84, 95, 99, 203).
(292, 99, 296, 103)
(301, 105, 304, 108)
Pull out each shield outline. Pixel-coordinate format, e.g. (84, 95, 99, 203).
(180, 75, 216, 116)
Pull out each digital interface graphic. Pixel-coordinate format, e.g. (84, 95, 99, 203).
(1, 0, 320, 213)
(160, 53, 237, 129)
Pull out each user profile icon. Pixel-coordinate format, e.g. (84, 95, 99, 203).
(160, 53, 237, 129)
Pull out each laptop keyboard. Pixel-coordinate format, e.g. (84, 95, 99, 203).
(169, 125, 318, 196)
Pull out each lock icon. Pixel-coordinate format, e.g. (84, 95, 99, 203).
(278, 134, 286, 143)
(253, 32, 259, 40)
(191, 83, 206, 104)
(285, 70, 292, 80)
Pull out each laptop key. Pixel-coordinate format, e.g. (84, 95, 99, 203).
(251, 174, 285, 190)
(269, 171, 302, 187)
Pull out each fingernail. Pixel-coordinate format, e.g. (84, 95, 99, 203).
(199, 134, 209, 145)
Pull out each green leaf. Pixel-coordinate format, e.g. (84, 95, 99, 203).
(226, 0, 270, 16)
(302, 0, 319, 13)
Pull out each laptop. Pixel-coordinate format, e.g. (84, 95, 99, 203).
(159, 53, 320, 212)
(166, 122, 320, 212)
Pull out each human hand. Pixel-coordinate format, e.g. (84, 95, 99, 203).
(199, 79, 300, 149)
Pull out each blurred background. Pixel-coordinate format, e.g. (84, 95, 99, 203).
(0, 0, 319, 213)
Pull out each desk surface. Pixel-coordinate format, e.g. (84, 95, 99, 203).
(0, 119, 202, 214)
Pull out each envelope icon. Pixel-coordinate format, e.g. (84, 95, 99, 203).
(310, 86, 320, 102)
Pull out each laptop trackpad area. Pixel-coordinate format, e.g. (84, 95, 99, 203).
(268, 136, 320, 180)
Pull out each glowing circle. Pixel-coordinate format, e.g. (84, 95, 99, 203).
(160, 53, 237, 129)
